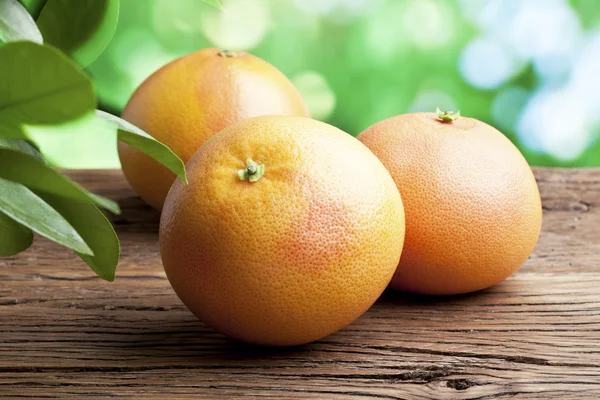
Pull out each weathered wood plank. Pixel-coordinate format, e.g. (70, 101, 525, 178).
(0, 168, 599, 399)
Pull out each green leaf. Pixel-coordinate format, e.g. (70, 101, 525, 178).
(36, 0, 119, 67)
(24, 112, 119, 168)
(201, 0, 223, 10)
(0, 147, 120, 214)
(0, 177, 92, 255)
(0, 0, 43, 43)
(95, 110, 188, 183)
(0, 41, 96, 139)
(0, 211, 33, 257)
(0, 138, 44, 161)
(40, 193, 119, 281)
(17, 0, 47, 19)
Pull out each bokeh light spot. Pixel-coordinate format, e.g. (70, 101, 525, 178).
(108, 29, 178, 108)
(123, 42, 177, 96)
(364, 1, 407, 62)
(201, 0, 271, 50)
(568, 31, 600, 125)
(292, 0, 382, 21)
(508, 0, 582, 60)
(292, 0, 337, 15)
(517, 88, 591, 161)
(153, 0, 205, 34)
(459, 37, 522, 90)
(458, 0, 522, 38)
(292, 71, 336, 121)
(401, 0, 455, 49)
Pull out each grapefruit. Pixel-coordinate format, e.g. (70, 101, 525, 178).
(160, 116, 405, 346)
(358, 110, 542, 295)
(119, 49, 309, 210)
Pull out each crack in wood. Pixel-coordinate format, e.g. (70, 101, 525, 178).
(542, 200, 592, 212)
(446, 378, 482, 390)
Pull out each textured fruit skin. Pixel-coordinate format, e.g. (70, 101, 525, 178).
(119, 48, 309, 210)
(358, 112, 542, 296)
(160, 116, 405, 346)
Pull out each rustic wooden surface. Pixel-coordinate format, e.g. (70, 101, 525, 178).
(1, 168, 599, 399)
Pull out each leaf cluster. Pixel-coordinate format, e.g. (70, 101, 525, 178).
(0, 0, 221, 280)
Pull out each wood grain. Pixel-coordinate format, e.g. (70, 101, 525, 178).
(1, 168, 599, 399)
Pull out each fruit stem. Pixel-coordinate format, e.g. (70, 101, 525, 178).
(436, 107, 460, 123)
(218, 49, 237, 58)
(237, 159, 265, 182)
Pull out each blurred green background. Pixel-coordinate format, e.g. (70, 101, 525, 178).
(40, 0, 600, 168)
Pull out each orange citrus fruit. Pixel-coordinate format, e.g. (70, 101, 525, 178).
(358, 111, 542, 295)
(119, 48, 309, 210)
(160, 116, 405, 346)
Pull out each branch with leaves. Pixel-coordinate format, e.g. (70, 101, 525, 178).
(0, 0, 221, 280)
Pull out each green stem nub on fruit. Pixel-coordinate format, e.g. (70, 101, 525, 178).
(238, 159, 265, 182)
(436, 107, 460, 123)
(218, 49, 237, 58)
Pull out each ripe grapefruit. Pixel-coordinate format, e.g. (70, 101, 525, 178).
(358, 110, 542, 295)
(119, 49, 309, 210)
(160, 116, 405, 346)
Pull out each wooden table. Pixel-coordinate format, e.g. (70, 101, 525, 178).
(1, 168, 599, 399)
